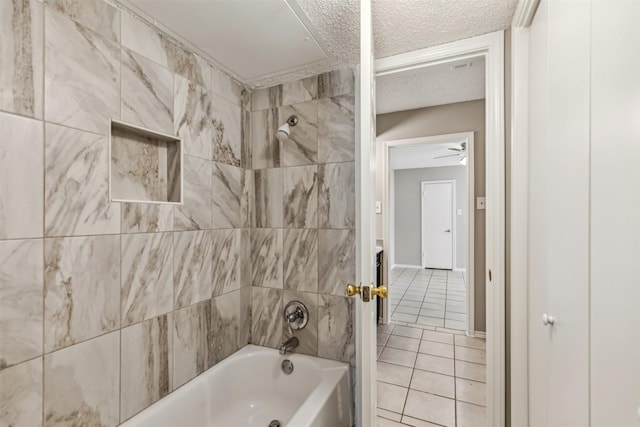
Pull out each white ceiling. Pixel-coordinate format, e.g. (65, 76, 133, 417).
(391, 141, 467, 170)
(119, 0, 517, 87)
(376, 57, 485, 114)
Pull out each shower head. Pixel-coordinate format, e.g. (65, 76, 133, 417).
(276, 115, 298, 142)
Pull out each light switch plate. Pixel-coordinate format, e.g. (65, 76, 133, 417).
(457, 209, 462, 216)
(375, 201, 382, 214)
(476, 197, 486, 210)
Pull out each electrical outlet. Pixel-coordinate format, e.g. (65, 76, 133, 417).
(375, 201, 382, 214)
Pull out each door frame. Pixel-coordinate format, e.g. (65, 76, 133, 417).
(381, 132, 475, 333)
(375, 31, 506, 426)
(421, 179, 457, 270)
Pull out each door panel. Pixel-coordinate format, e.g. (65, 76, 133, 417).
(421, 182, 454, 269)
(590, 2, 640, 425)
(545, 2, 591, 425)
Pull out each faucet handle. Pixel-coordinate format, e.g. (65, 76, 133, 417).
(284, 301, 308, 331)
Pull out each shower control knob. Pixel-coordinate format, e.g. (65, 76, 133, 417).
(542, 313, 555, 326)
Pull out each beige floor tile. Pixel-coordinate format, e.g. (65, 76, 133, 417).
(419, 340, 454, 358)
(454, 335, 486, 350)
(456, 401, 487, 427)
(377, 416, 406, 427)
(377, 408, 402, 422)
(455, 360, 486, 383)
(455, 346, 486, 364)
(414, 353, 454, 376)
(456, 378, 487, 406)
(409, 369, 455, 398)
(393, 312, 419, 323)
(395, 305, 421, 315)
(403, 389, 455, 427)
(379, 347, 418, 368)
(392, 325, 423, 339)
(377, 361, 413, 387)
(444, 312, 466, 322)
(401, 415, 441, 427)
(378, 332, 391, 346)
(398, 300, 422, 308)
(377, 381, 408, 413)
(377, 345, 385, 359)
(421, 330, 454, 345)
(444, 319, 467, 330)
(387, 335, 421, 352)
(378, 323, 396, 334)
(416, 316, 444, 327)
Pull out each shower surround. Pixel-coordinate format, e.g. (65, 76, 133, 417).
(0, 0, 358, 426)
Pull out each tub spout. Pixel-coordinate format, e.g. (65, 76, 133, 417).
(279, 337, 299, 355)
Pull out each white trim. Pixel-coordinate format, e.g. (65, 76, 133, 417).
(473, 331, 487, 339)
(391, 264, 423, 270)
(510, 4, 539, 426)
(376, 30, 506, 427)
(454, 268, 467, 273)
(420, 179, 457, 270)
(512, 0, 541, 27)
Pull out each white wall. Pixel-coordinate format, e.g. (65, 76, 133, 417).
(394, 166, 467, 269)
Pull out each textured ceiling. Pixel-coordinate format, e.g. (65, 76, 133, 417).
(255, 0, 517, 87)
(376, 57, 485, 114)
(391, 141, 467, 170)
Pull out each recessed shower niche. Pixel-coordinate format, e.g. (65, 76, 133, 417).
(109, 120, 183, 204)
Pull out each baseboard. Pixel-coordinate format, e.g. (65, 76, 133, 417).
(392, 264, 423, 269)
(454, 268, 467, 273)
(470, 331, 486, 338)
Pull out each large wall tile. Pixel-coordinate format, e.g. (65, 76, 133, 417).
(251, 228, 283, 289)
(279, 101, 318, 166)
(45, 123, 120, 237)
(45, 0, 120, 43)
(44, 235, 120, 352)
(211, 162, 242, 228)
(253, 168, 283, 228)
(282, 76, 317, 106)
(318, 229, 356, 296)
(121, 48, 174, 135)
(250, 287, 282, 349)
(121, 203, 173, 233)
(283, 229, 318, 293)
(212, 95, 241, 166)
(0, 0, 43, 118)
(238, 286, 251, 347)
(0, 358, 42, 426)
(0, 112, 43, 239)
(171, 300, 210, 389)
(174, 76, 214, 160)
(251, 108, 279, 169)
(0, 239, 43, 369)
(239, 229, 252, 289)
(317, 68, 355, 99)
(283, 290, 318, 357)
(241, 106, 252, 169)
(121, 232, 173, 327)
(44, 332, 119, 427)
(173, 155, 212, 231)
(121, 314, 172, 422)
(44, 8, 119, 135)
(121, 14, 210, 89)
(211, 229, 239, 296)
(318, 295, 355, 364)
(283, 166, 317, 228)
(173, 231, 213, 309)
(210, 290, 242, 364)
(318, 162, 356, 229)
(240, 169, 253, 229)
(211, 68, 242, 106)
(318, 95, 355, 163)
(251, 86, 282, 112)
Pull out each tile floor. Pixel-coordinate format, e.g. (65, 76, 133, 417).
(377, 267, 486, 427)
(388, 267, 468, 331)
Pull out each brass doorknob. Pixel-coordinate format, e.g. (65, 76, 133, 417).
(346, 283, 361, 297)
(372, 285, 388, 299)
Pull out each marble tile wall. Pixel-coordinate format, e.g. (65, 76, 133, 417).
(249, 68, 357, 368)
(0, 0, 250, 425)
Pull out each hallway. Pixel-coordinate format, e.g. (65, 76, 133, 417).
(377, 267, 485, 426)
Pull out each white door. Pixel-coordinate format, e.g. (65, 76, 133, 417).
(421, 181, 454, 270)
(528, 1, 591, 425)
(353, 0, 377, 425)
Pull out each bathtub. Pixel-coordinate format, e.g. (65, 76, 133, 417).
(120, 345, 352, 427)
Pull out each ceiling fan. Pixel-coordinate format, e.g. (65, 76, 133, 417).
(434, 142, 467, 165)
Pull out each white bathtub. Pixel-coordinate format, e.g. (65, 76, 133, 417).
(120, 345, 352, 427)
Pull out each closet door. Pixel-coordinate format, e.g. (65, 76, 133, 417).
(528, 0, 591, 425)
(590, 2, 640, 425)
